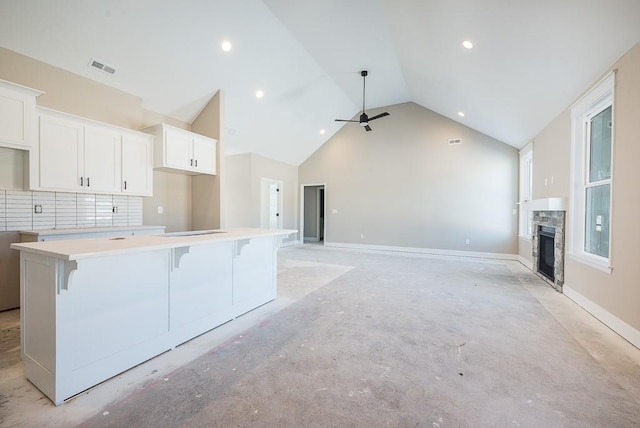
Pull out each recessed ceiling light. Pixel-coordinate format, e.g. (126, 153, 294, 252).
(462, 40, 474, 49)
(320, 129, 326, 135)
(221, 40, 232, 52)
(458, 112, 465, 117)
(255, 90, 264, 99)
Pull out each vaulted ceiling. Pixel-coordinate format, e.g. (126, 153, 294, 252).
(1, 1, 639, 165)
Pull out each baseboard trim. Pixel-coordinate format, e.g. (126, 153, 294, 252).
(563, 284, 640, 350)
(281, 239, 301, 247)
(518, 256, 534, 270)
(324, 241, 518, 261)
(303, 237, 320, 242)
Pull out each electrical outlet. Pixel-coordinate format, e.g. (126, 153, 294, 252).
(157, 206, 164, 214)
(465, 239, 470, 245)
(34, 204, 42, 214)
(360, 233, 364, 239)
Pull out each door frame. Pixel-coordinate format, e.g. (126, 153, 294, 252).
(300, 183, 326, 245)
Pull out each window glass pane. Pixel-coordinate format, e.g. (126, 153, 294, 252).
(589, 106, 612, 182)
(585, 184, 610, 257)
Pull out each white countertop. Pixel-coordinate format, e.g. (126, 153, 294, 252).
(11, 228, 297, 261)
(19, 225, 166, 236)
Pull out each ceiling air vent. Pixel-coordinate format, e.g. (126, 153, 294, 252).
(448, 138, 462, 145)
(88, 58, 116, 75)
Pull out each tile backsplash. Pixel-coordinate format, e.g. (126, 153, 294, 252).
(0, 189, 143, 232)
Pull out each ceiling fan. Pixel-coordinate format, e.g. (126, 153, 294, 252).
(335, 70, 389, 132)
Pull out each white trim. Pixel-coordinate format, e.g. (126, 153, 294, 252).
(518, 256, 533, 270)
(564, 283, 640, 350)
(303, 236, 320, 242)
(567, 252, 612, 274)
(324, 241, 518, 261)
(523, 197, 567, 211)
(300, 183, 326, 247)
(569, 71, 615, 268)
(569, 70, 616, 110)
(281, 239, 301, 247)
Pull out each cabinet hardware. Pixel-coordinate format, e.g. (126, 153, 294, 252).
(195, 159, 198, 167)
(124, 180, 127, 190)
(190, 159, 193, 166)
(80, 177, 83, 186)
(87, 177, 90, 187)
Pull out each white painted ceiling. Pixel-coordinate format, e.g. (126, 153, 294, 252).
(1, 1, 639, 165)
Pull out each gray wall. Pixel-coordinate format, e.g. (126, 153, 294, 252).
(299, 102, 518, 254)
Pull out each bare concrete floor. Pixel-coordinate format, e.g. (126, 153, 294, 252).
(1, 245, 639, 427)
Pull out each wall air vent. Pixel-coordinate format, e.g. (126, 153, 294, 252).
(88, 58, 116, 75)
(448, 138, 462, 145)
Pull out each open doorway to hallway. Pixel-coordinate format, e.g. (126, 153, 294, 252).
(301, 184, 325, 245)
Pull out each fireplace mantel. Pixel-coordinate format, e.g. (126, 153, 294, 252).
(523, 197, 567, 212)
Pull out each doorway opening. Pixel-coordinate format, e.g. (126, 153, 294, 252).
(301, 184, 325, 245)
(260, 178, 283, 229)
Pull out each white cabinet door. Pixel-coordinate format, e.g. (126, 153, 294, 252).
(0, 82, 40, 150)
(122, 132, 153, 196)
(192, 135, 216, 174)
(84, 125, 121, 193)
(170, 242, 234, 344)
(232, 236, 276, 316)
(164, 127, 192, 170)
(39, 114, 84, 191)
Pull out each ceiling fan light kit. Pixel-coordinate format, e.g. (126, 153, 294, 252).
(335, 70, 390, 132)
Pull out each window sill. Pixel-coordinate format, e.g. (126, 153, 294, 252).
(567, 252, 612, 274)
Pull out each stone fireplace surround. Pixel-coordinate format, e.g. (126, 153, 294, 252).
(532, 210, 566, 292)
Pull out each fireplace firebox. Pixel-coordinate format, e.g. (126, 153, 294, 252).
(538, 226, 555, 281)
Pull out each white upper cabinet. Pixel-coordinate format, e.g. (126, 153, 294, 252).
(143, 123, 217, 175)
(0, 79, 43, 150)
(121, 132, 153, 196)
(83, 124, 122, 193)
(39, 113, 84, 191)
(192, 134, 216, 173)
(36, 108, 153, 196)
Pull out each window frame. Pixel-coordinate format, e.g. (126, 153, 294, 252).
(518, 142, 533, 239)
(568, 71, 615, 273)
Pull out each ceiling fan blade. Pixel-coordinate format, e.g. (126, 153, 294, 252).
(364, 125, 372, 132)
(335, 119, 360, 122)
(367, 112, 390, 121)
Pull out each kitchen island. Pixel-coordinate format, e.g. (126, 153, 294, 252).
(10, 228, 296, 405)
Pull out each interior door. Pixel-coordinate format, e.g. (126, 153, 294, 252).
(260, 178, 282, 229)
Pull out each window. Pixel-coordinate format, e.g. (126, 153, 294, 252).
(569, 72, 614, 273)
(518, 142, 533, 238)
